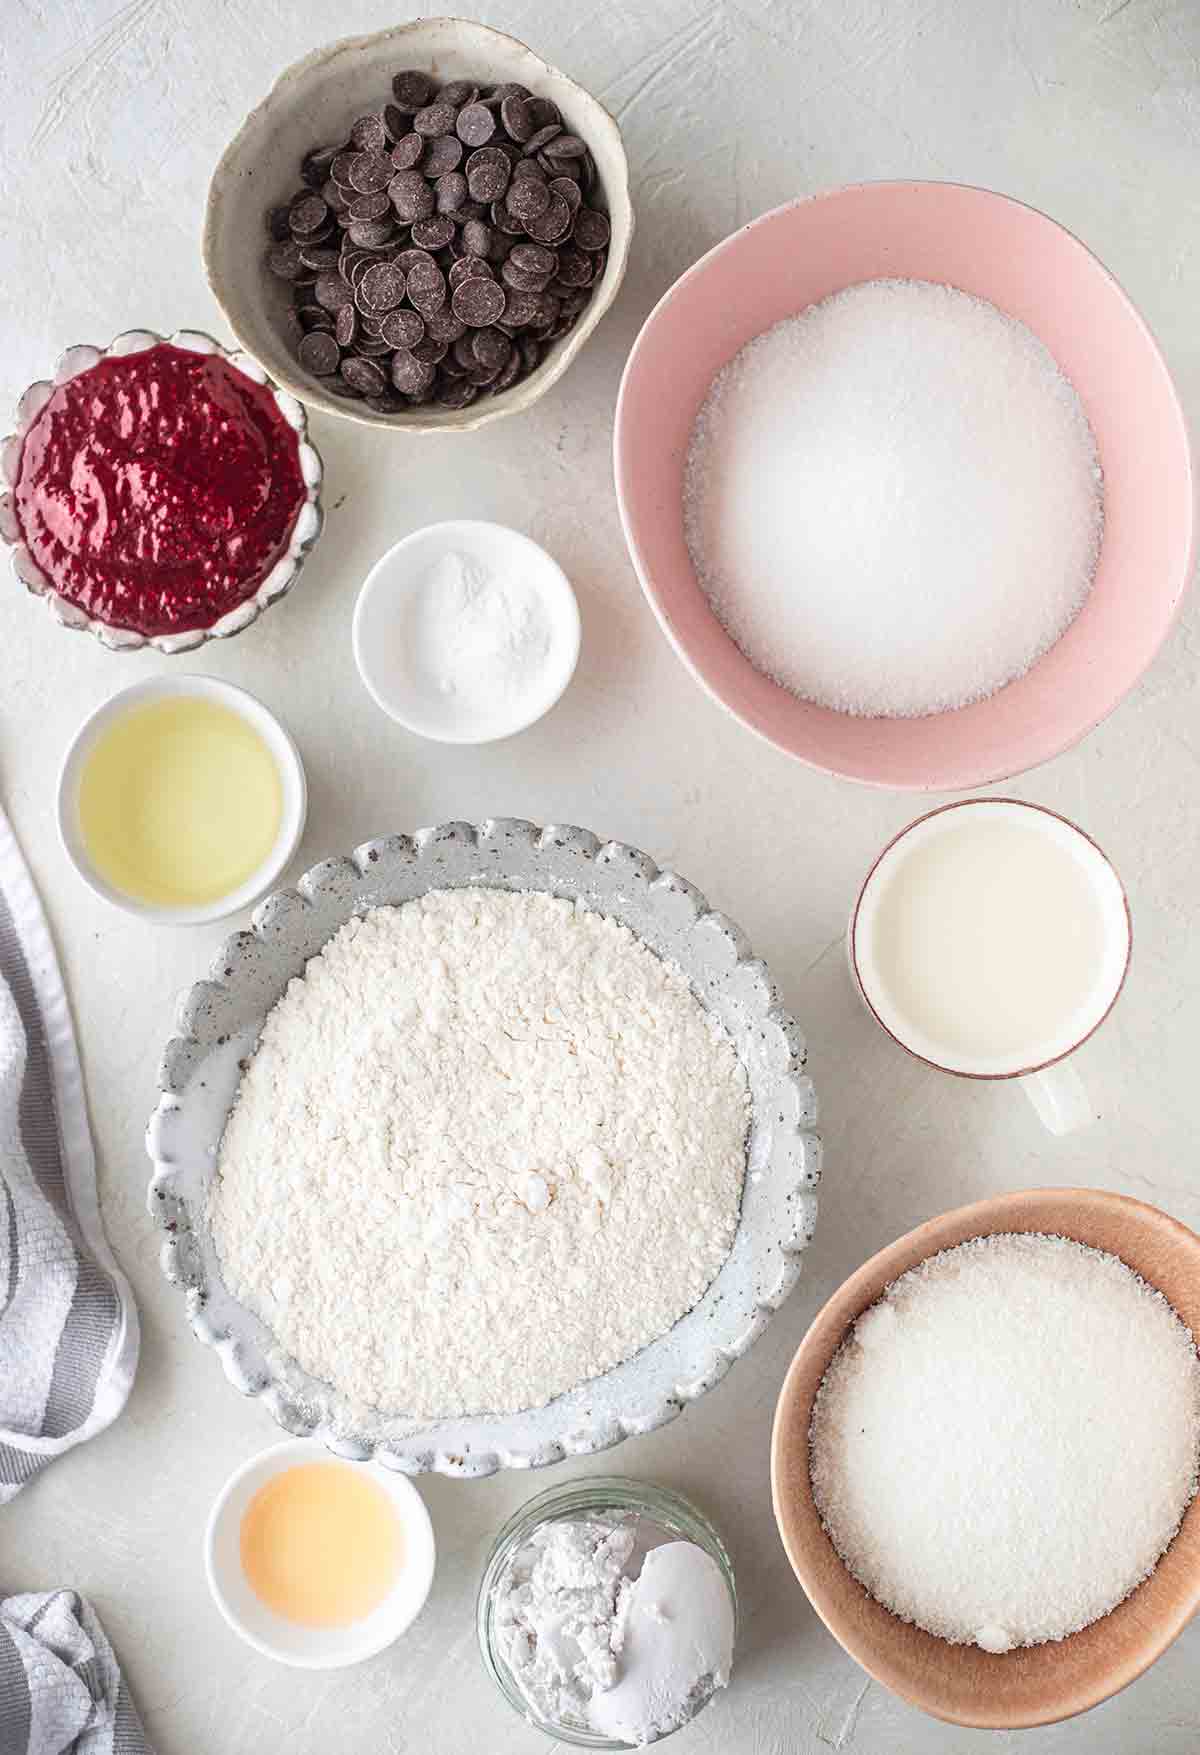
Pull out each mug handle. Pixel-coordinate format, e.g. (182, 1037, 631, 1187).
(1019, 1061, 1095, 1135)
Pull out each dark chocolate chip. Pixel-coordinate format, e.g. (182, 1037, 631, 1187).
(437, 379, 478, 408)
(461, 218, 493, 258)
(407, 256, 447, 313)
(391, 133, 425, 170)
(381, 307, 425, 348)
(451, 275, 506, 326)
(348, 150, 394, 193)
(348, 218, 398, 248)
(424, 306, 467, 342)
(525, 97, 560, 128)
(395, 246, 437, 275)
(414, 101, 457, 137)
(491, 198, 526, 236)
(434, 170, 469, 213)
(341, 356, 388, 395)
(358, 260, 407, 312)
(549, 176, 582, 212)
(390, 349, 437, 395)
(473, 326, 512, 371)
(267, 240, 305, 277)
(456, 101, 495, 146)
(507, 176, 552, 224)
(544, 132, 586, 160)
(334, 304, 359, 348)
(522, 123, 563, 156)
(298, 244, 342, 271)
(289, 193, 330, 235)
(554, 244, 593, 287)
(500, 94, 533, 142)
(449, 255, 493, 288)
(573, 207, 610, 251)
(523, 193, 572, 244)
(465, 145, 511, 202)
(298, 329, 341, 374)
(392, 69, 436, 111)
(366, 392, 408, 413)
(266, 204, 293, 239)
(348, 190, 391, 222)
(411, 214, 457, 250)
(350, 114, 389, 152)
(423, 134, 464, 176)
(315, 269, 355, 310)
(438, 79, 479, 107)
(388, 168, 435, 221)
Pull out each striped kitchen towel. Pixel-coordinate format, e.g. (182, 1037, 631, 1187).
(0, 1591, 152, 1755)
(0, 803, 139, 1499)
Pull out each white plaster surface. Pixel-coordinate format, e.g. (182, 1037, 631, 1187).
(2, 1, 1199, 1750)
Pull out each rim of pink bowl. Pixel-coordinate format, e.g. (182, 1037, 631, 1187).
(613, 180, 1196, 792)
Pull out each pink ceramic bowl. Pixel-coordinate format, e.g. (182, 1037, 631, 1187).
(614, 182, 1194, 791)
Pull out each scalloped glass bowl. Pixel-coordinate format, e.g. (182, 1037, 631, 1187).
(146, 819, 821, 1476)
(0, 327, 324, 653)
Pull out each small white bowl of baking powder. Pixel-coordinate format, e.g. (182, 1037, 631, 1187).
(352, 520, 581, 744)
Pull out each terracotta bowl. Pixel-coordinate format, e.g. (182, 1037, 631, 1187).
(614, 182, 1194, 790)
(205, 17, 632, 434)
(771, 1188, 1200, 1728)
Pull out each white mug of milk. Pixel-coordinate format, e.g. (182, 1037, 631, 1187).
(849, 800, 1130, 1134)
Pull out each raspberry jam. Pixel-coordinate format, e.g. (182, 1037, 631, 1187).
(13, 344, 307, 637)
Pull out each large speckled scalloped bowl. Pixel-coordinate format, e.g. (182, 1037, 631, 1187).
(146, 819, 821, 1477)
(204, 18, 633, 433)
(0, 328, 323, 654)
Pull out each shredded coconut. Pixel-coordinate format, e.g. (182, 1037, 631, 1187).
(809, 1233, 1200, 1650)
(494, 1515, 734, 1744)
(208, 889, 749, 1419)
(684, 278, 1103, 718)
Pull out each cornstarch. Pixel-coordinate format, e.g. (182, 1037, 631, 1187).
(684, 279, 1103, 718)
(809, 1233, 1200, 1651)
(494, 1516, 734, 1744)
(209, 889, 749, 1420)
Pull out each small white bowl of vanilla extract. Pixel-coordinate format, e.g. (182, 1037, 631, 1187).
(205, 1440, 436, 1668)
(57, 676, 306, 925)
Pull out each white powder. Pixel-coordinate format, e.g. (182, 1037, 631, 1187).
(809, 1233, 1200, 1650)
(404, 547, 551, 706)
(494, 1515, 734, 1744)
(208, 889, 748, 1420)
(684, 279, 1104, 718)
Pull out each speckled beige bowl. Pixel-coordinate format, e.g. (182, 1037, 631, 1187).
(204, 18, 633, 433)
(771, 1188, 1200, 1729)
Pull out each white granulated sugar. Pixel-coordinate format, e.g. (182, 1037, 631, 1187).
(684, 279, 1104, 718)
(208, 889, 748, 1420)
(494, 1516, 734, 1744)
(809, 1233, 1200, 1651)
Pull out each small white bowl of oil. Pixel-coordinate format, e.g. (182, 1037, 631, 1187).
(205, 1439, 437, 1669)
(57, 675, 306, 925)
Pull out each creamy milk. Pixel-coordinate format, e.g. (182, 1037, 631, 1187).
(853, 803, 1128, 1076)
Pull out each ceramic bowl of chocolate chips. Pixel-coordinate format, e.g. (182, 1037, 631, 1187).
(205, 17, 633, 432)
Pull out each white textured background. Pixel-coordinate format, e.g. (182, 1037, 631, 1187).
(2, 2, 1199, 1750)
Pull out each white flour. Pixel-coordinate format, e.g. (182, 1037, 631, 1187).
(209, 889, 749, 1420)
(494, 1516, 735, 1744)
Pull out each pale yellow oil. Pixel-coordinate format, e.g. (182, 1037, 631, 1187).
(77, 696, 283, 908)
(240, 1462, 404, 1628)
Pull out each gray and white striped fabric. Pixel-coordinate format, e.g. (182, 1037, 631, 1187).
(0, 803, 139, 1500)
(0, 1591, 151, 1755)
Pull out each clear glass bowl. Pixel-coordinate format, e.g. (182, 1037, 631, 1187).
(477, 1475, 738, 1748)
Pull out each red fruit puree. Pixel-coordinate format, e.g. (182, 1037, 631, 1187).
(13, 344, 307, 637)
